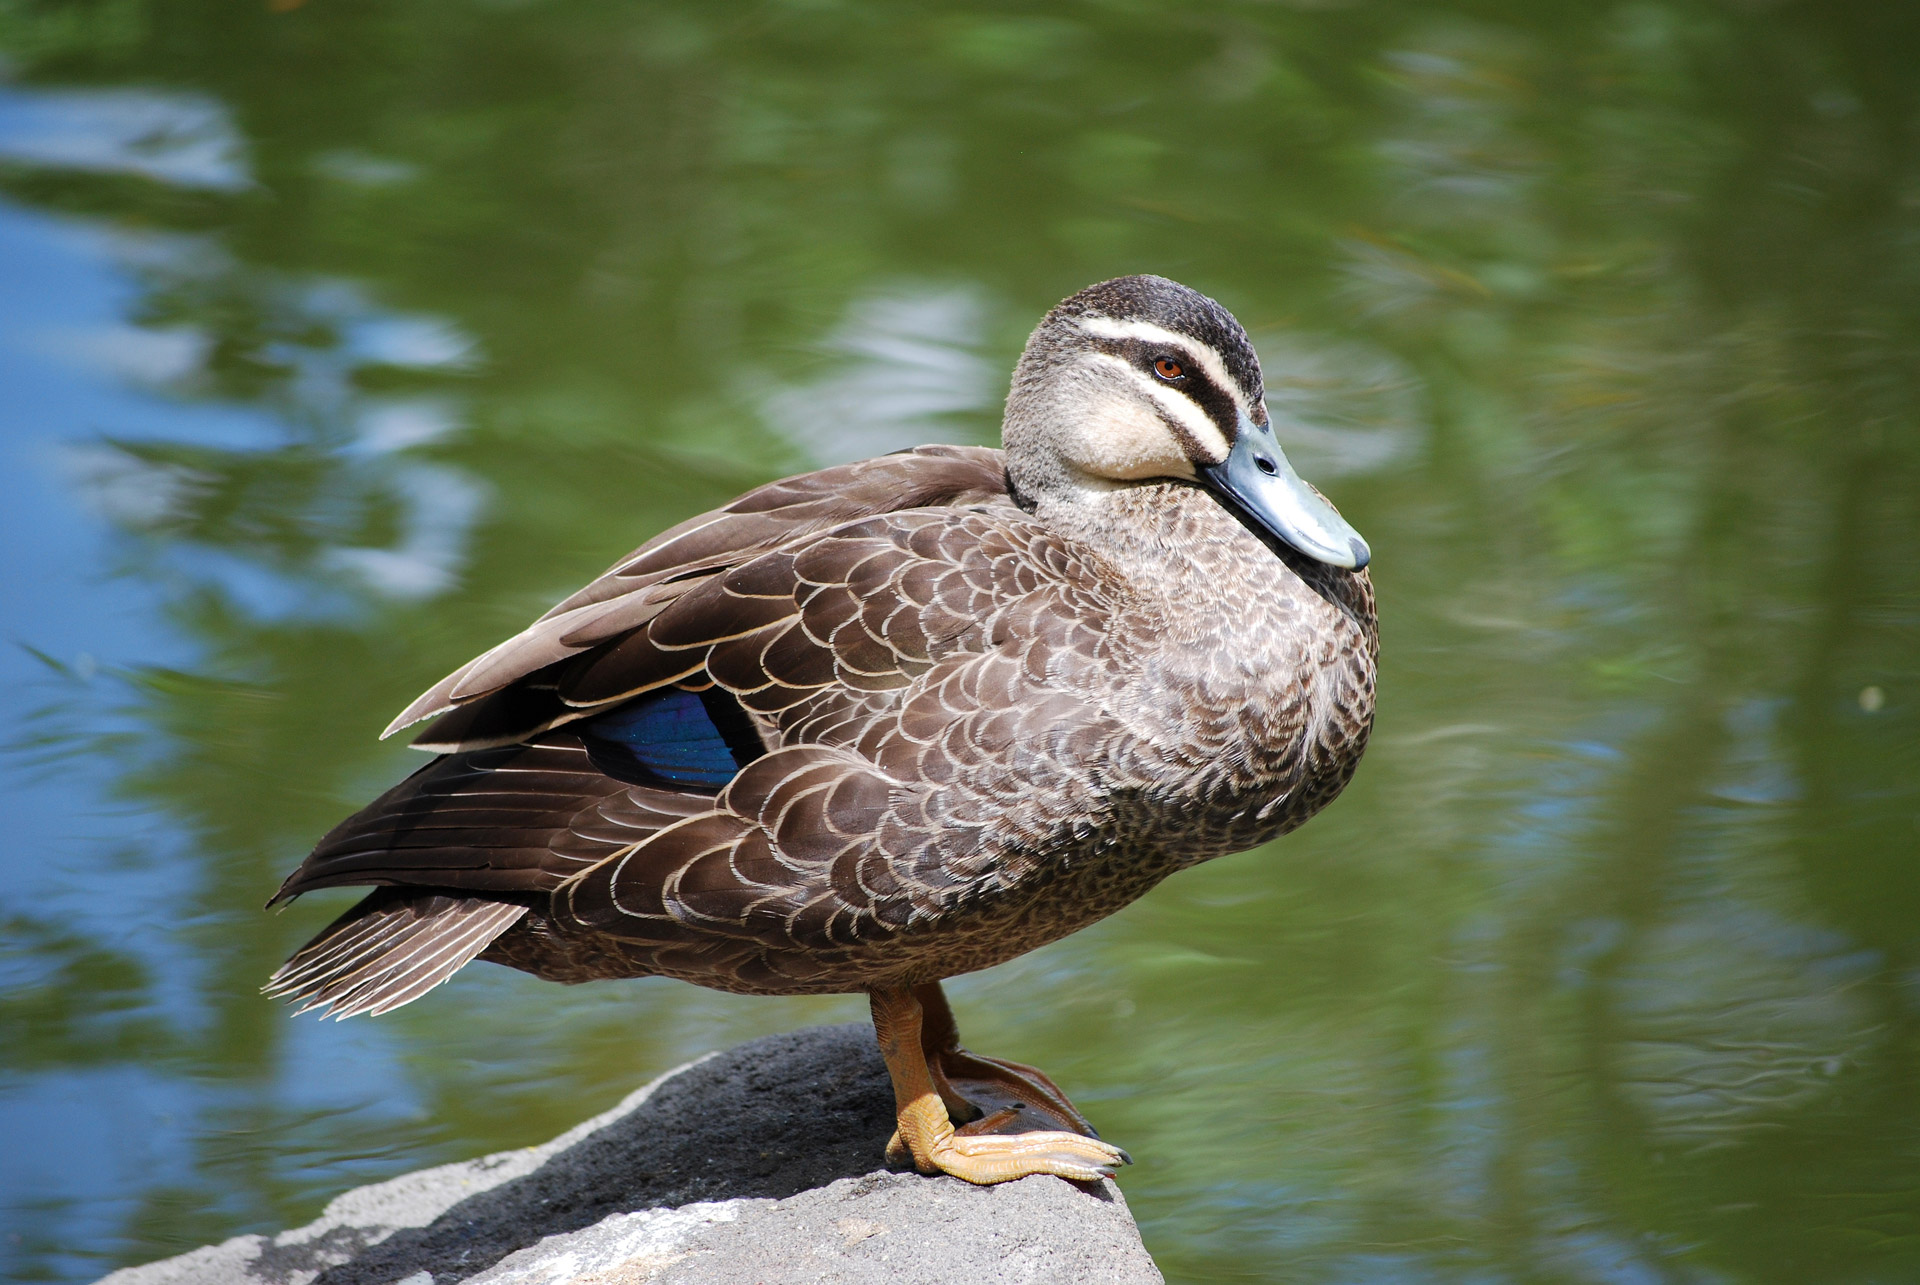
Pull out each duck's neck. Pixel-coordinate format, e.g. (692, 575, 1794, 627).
(1032, 480, 1372, 640)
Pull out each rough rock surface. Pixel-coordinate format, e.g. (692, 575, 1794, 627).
(97, 1024, 1162, 1285)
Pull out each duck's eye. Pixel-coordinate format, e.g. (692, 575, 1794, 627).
(1153, 357, 1185, 381)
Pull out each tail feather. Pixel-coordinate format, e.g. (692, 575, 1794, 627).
(266, 890, 527, 1020)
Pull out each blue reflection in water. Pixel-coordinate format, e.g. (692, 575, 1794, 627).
(0, 199, 452, 1277)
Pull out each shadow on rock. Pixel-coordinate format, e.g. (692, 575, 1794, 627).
(306, 1024, 896, 1285)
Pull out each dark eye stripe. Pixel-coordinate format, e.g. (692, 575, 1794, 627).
(1091, 336, 1242, 447)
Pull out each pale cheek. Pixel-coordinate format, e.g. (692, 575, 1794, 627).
(1070, 402, 1195, 481)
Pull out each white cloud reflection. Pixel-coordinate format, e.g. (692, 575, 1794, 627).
(761, 287, 997, 465)
(321, 462, 489, 601)
(351, 316, 480, 371)
(35, 323, 210, 387)
(0, 86, 250, 190)
(354, 400, 462, 455)
(60, 443, 210, 530)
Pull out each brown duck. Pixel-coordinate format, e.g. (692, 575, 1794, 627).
(268, 275, 1378, 1184)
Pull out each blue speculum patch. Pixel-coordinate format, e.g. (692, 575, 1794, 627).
(579, 686, 760, 789)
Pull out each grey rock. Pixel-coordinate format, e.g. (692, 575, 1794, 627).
(97, 1024, 1161, 1285)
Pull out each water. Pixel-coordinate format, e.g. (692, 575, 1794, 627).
(1, 3, 1916, 1281)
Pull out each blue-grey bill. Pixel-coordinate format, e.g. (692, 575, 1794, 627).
(1201, 415, 1371, 570)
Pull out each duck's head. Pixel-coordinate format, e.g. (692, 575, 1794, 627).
(1002, 274, 1369, 571)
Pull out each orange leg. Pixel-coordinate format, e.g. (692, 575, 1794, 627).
(913, 981, 1101, 1138)
(869, 984, 1128, 1185)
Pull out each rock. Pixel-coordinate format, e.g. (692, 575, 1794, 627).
(97, 1024, 1162, 1285)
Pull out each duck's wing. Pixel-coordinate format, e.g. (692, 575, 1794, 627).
(553, 671, 1118, 994)
(272, 444, 1015, 908)
(527, 504, 1126, 984)
(285, 495, 1118, 913)
(391, 444, 1011, 750)
(272, 444, 1126, 1003)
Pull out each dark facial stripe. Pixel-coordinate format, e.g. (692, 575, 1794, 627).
(1089, 335, 1243, 450)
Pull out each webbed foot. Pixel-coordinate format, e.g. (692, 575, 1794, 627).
(870, 982, 1129, 1185)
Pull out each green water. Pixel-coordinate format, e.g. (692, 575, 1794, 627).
(1, 2, 1916, 1281)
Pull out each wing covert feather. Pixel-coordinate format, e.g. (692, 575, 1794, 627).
(391, 446, 1009, 740)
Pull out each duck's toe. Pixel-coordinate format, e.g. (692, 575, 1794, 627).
(930, 1129, 1130, 1184)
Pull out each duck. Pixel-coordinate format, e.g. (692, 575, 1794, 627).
(266, 274, 1378, 1185)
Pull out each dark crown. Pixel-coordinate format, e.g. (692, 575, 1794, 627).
(1048, 275, 1265, 404)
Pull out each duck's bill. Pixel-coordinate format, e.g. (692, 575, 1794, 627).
(1200, 415, 1371, 570)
